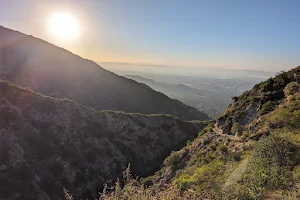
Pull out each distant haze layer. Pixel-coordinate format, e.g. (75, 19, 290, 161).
(100, 62, 275, 79)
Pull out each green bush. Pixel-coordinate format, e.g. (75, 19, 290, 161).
(231, 122, 243, 136)
(235, 135, 295, 199)
(231, 151, 242, 162)
(198, 123, 214, 137)
(141, 175, 153, 186)
(232, 96, 238, 102)
(217, 144, 228, 155)
(273, 71, 290, 90)
(196, 152, 216, 165)
(164, 151, 184, 170)
(258, 100, 275, 116)
(174, 160, 225, 191)
(256, 71, 290, 94)
(186, 140, 192, 146)
(268, 99, 300, 129)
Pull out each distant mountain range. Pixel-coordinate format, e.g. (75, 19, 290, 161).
(0, 26, 210, 121)
(125, 75, 263, 117)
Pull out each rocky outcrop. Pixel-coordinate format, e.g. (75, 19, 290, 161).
(214, 66, 300, 136)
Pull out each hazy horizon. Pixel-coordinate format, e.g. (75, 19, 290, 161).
(1, 0, 299, 72)
(99, 61, 276, 79)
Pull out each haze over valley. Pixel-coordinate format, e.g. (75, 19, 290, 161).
(101, 62, 275, 117)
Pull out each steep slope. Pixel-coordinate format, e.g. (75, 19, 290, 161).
(0, 80, 208, 200)
(0, 26, 210, 121)
(154, 66, 300, 199)
(99, 66, 300, 199)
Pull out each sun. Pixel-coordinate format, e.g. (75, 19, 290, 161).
(48, 13, 80, 40)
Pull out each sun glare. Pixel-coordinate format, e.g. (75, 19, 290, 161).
(48, 13, 79, 40)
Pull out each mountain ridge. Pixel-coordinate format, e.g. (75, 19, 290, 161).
(0, 25, 210, 121)
(0, 79, 208, 200)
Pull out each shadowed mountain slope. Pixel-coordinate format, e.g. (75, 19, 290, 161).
(0, 26, 210, 121)
(0, 80, 208, 200)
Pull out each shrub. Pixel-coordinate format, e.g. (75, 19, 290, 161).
(231, 151, 242, 162)
(186, 140, 192, 146)
(235, 135, 295, 199)
(97, 164, 184, 200)
(141, 176, 153, 186)
(258, 100, 275, 116)
(196, 152, 216, 165)
(273, 71, 290, 90)
(268, 99, 300, 129)
(217, 144, 228, 154)
(164, 151, 185, 170)
(198, 123, 214, 137)
(174, 160, 225, 191)
(284, 82, 300, 96)
(232, 96, 238, 102)
(231, 122, 243, 136)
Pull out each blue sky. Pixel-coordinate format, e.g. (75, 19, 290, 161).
(0, 0, 299, 71)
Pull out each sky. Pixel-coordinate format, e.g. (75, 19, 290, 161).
(0, 0, 299, 72)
